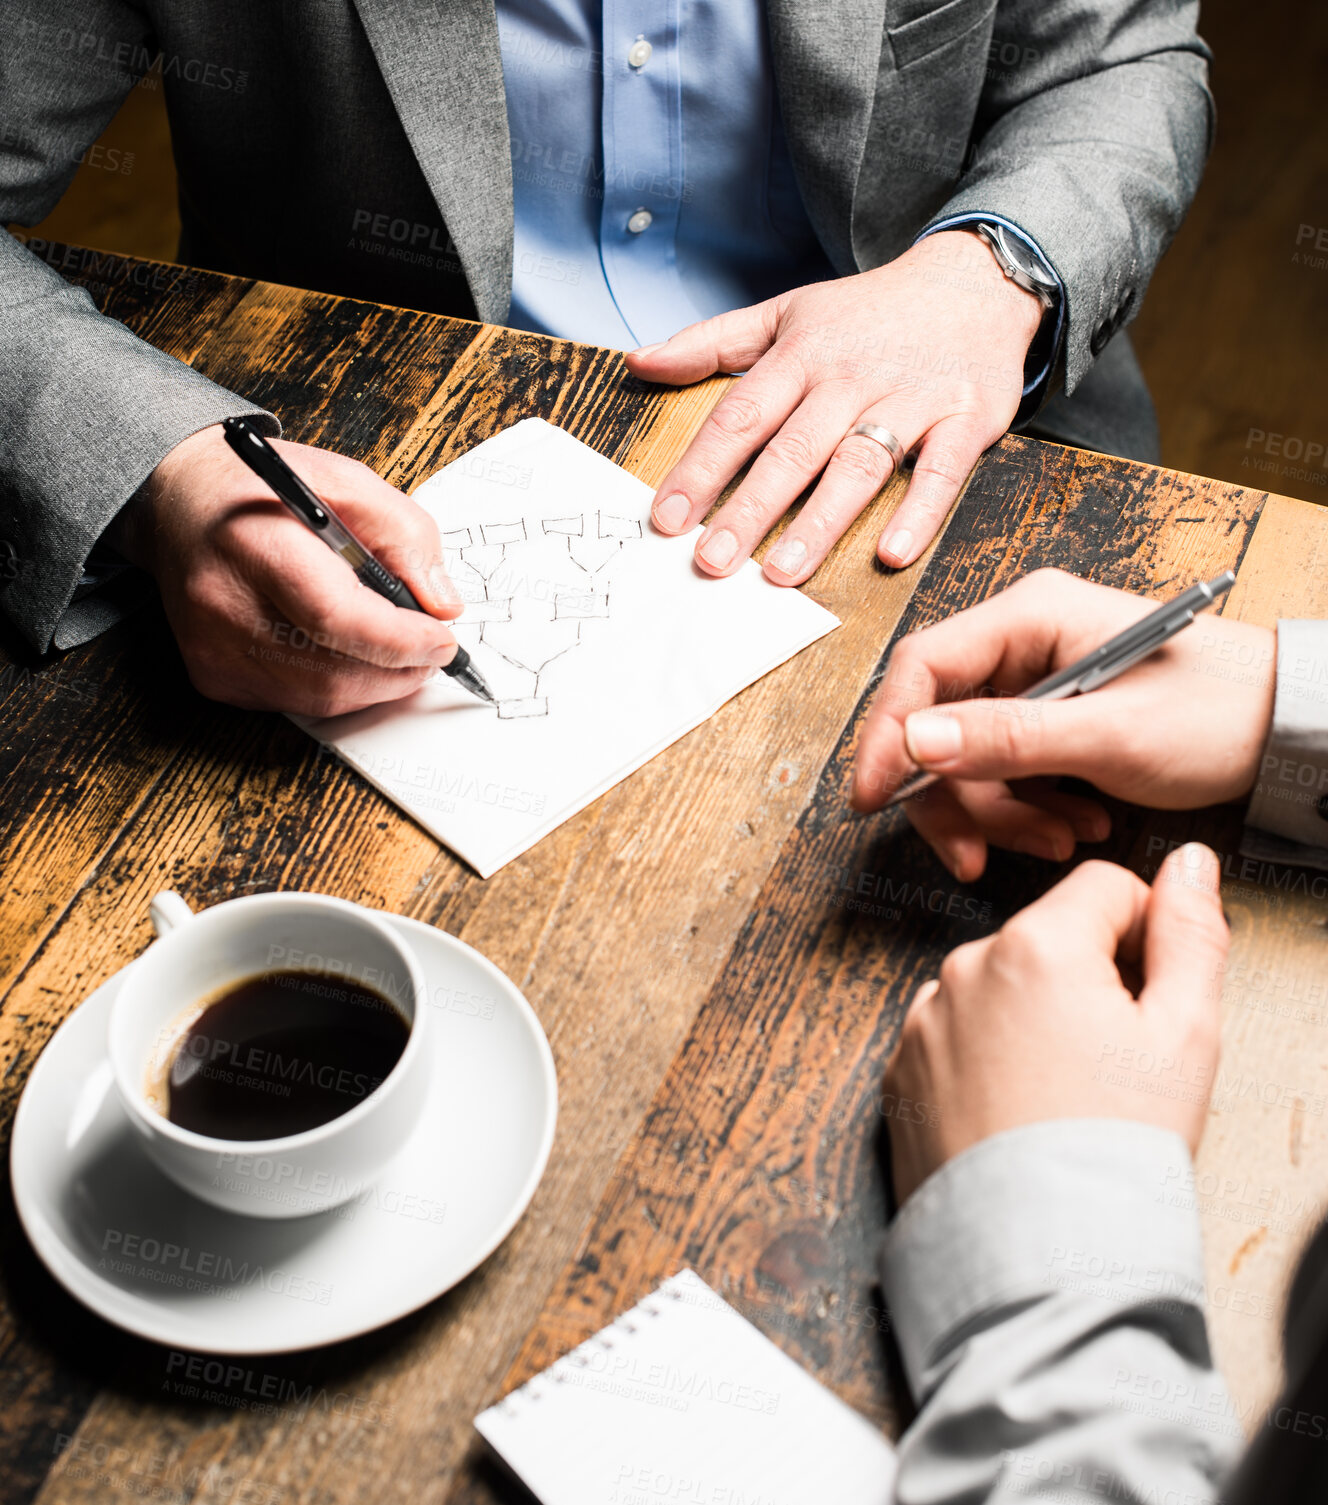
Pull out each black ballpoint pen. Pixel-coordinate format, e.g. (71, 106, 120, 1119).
(881, 569, 1238, 808)
(222, 417, 495, 704)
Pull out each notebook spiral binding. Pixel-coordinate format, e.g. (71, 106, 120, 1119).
(495, 1270, 698, 1412)
(474, 1265, 897, 1505)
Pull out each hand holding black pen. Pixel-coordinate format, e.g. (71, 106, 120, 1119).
(222, 418, 494, 704)
(850, 568, 1277, 882)
(103, 421, 478, 718)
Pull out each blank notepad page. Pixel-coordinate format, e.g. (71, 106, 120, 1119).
(475, 1269, 896, 1505)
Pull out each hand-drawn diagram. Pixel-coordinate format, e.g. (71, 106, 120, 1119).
(442, 510, 642, 717)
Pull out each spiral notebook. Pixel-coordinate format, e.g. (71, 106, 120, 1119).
(475, 1269, 896, 1504)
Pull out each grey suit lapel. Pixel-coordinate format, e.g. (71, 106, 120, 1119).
(765, 0, 889, 276)
(352, 0, 513, 323)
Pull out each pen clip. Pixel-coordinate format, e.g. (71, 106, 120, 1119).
(1075, 611, 1193, 693)
(223, 417, 329, 528)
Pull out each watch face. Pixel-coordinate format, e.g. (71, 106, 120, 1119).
(995, 226, 1055, 294)
(993, 226, 1034, 278)
(1005, 239, 1036, 278)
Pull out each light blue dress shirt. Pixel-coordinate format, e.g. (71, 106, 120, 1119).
(494, 0, 1065, 418)
(494, 0, 836, 350)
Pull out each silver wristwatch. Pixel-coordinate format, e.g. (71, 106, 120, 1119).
(973, 221, 1058, 310)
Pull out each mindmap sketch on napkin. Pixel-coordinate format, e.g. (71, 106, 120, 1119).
(295, 418, 840, 878)
(440, 509, 644, 718)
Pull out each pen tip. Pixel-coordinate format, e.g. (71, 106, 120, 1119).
(463, 670, 497, 704)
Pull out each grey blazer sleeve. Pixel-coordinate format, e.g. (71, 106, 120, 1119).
(1241, 621, 1328, 868)
(922, 0, 1213, 397)
(881, 1120, 1242, 1503)
(0, 3, 276, 655)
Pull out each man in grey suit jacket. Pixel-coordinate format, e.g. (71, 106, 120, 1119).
(1, 1, 1212, 715)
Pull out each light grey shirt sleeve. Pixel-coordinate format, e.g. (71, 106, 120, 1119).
(881, 1119, 1242, 1504)
(1241, 621, 1328, 869)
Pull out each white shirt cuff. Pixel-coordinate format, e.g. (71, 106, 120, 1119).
(1245, 619, 1328, 855)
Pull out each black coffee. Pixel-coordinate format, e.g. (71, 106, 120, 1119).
(163, 971, 410, 1139)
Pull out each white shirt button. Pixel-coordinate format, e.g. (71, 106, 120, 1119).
(628, 37, 652, 69)
(627, 208, 653, 234)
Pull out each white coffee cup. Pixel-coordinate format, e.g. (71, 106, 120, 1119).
(108, 890, 430, 1218)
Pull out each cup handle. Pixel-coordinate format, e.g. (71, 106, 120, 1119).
(149, 890, 194, 937)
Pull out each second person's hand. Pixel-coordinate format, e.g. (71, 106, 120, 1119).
(851, 569, 1275, 881)
(885, 845, 1229, 1208)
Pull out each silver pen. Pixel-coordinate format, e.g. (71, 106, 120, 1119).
(881, 569, 1238, 808)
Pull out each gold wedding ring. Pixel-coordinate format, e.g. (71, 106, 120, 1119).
(849, 422, 905, 470)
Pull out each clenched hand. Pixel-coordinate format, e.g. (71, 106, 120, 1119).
(885, 847, 1229, 1207)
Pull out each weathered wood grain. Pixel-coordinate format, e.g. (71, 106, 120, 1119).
(0, 250, 929, 1505)
(473, 442, 1268, 1501)
(0, 247, 1316, 1505)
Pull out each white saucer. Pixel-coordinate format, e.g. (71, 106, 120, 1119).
(10, 912, 557, 1354)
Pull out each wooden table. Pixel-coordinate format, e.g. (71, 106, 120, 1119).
(2, 246, 1327, 1505)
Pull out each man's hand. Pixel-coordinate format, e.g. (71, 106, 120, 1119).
(851, 569, 1276, 880)
(625, 231, 1043, 584)
(885, 846, 1228, 1207)
(111, 424, 463, 717)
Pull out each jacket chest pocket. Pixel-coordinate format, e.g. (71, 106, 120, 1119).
(886, 0, 998, 69)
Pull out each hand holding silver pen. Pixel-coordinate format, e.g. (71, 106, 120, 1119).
(850, 569, 1279, 882)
